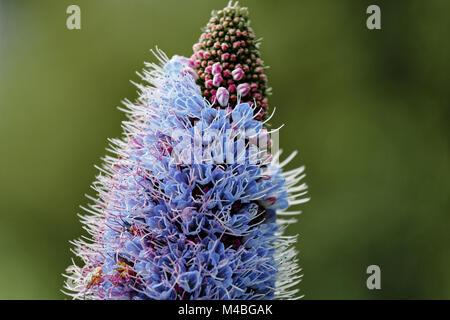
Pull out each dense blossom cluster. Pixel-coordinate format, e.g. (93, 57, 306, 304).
(188, 4, 270, 120)
(65, 2, 308, 300)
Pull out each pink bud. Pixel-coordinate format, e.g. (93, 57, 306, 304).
(250, 83, 258, 91)
(193, 43, 202, 52)
(205, 66, 212, 74)
(222, 69, 231, 78)
(212, 74, 223, 87)
(221, 53, 230, 61)
(216, 87, 230, 107)
(221, 43, 229, 51)
(252, 93, 262, 100)
(182, 67, 198, 80)
(228, 84, 236, 93)
(212, 62, 222, 75)
(205, 80, 213, 89)
(237, 83, 251, 97)
(203, 51, 211, 59)
(233, 41, 241, 49)
(232, 68, 244, 81)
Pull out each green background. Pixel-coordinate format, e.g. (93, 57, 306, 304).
(0, 0, 448, 299)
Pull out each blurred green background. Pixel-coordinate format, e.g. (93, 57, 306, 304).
(0, 0, 449, 299)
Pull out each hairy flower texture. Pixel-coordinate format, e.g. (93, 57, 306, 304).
(64, 2, 309, 300)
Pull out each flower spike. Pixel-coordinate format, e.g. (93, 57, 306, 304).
(64, 2, 309, 300)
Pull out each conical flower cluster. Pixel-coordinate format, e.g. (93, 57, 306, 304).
(190, 4, 269, 119)
(65, 2, 308, 300)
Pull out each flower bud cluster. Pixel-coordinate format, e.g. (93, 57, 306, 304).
(190, 3, 269, 120)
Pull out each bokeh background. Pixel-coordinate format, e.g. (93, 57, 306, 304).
(0, 0, 448, 299)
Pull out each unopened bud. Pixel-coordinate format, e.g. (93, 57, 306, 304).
(237, 83, 251, 96)
(182, 67, 198, 80)
(232, 67, 244, 81)
(212, 74, 223, 87)
(216, 87, 230, 107)
(212, 62, 222, 75)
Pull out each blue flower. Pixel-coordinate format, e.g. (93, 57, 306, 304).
(65, 45, 308, 300)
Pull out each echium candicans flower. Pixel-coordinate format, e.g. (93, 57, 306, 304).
(64, 1, 309, 300)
